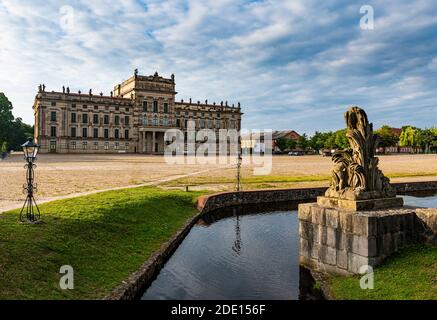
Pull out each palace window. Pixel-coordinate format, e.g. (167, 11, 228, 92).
(104, 142, 109, 150)
(125, 130, 129, 140)
(94, 141, 99, 150)
(104, 115, 109, 125)
(164, 103, 168, 113)
(82, 114, 88, 124)
(71, 112, 77, 123)
(114, 129, 119, 139)
(216, 120, 221, 128)
(82, 127, 88, 138)
(125, 116, 129, 125)
(104, 128, 109, 139)
(83, 104, 87, 109)
(115, 106, 119, 111)
(153, 101, 158, 113)
(143, 101, 148, 112)
(93, 128, 98, 139)
(143, 116, 147, 125)
(71, 141, 76, 150)
(94, 105, 98, 110)
(115, 115, 120, 125)
(50, 111, 57, 122)
(125, 143, 129, 150)
(208, 120, 213, 129)
(51, 102, 56, 106)
(153, 117, 158, 126)
(72, 104, 76, 108)
(93, 114, 99, 124)
(82, 141, 87, 150)
(71, 127, 76, 138)
(50, 126, 57, 137)
(176, 119, 180, 127)
(114, 142, 120, 150)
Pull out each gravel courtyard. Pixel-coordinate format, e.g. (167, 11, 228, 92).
(1, 153, 437, 212)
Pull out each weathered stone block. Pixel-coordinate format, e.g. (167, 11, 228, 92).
(300, 238, 310, 258)
(339, 211, 353, 233)
(311, 243, 320, 260)
(336, 230, 347, 250)
(348, 253, 369, 274)
(326, 227, 337, 248)
(336, 249, 348, 270)
(298, 203, 312, 222)
(313, 224, 321, 244)
(320, 245, 337, 266)
(311, 206, 326, 225)
(299, 221, 313, 240)
(320, 226, 327, 245)
(325, 209, 339, 228)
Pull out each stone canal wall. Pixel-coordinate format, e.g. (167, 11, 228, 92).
(107, 181, 437, 299)
(197, 181, 437, 213)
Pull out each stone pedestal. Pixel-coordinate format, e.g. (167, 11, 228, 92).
(298, 203, 418, 275)
(317, 196, 404, 211)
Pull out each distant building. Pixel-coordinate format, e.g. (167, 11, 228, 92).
(33, 71, 242, 154)
(241, 130, 301, 154)
(272, 130, 301, 152)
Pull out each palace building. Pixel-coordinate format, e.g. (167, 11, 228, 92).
(33, 71, 243, 154)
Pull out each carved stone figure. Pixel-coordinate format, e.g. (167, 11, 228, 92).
(324, 106, 396, 201)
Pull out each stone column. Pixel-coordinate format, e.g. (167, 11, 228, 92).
(152, 131, 156, 153)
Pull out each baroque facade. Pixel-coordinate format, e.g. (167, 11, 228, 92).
(33, 71, 242, 153)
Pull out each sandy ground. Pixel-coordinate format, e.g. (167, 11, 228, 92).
(1, 153, 437, 212)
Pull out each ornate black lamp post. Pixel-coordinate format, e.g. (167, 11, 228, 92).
(20, 138, 41, 222)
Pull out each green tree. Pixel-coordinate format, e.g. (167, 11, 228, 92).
(275, 137, 297, 152)
(0, 92, 14, 148)
(375, 125, 399, 148)
(399, 126, 421, 148)
(0, 92, 34, 151)
(309, 131, 329, 151)
(334, 129, 348, 149)
(418, 127, 437, 153)
(296, 133, 309, 150)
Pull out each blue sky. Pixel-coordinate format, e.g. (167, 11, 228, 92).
(0, 0, 436, 135)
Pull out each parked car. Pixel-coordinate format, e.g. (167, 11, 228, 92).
(288, 151, 304, 156)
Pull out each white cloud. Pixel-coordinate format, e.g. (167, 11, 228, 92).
(0, 0, 436, 134)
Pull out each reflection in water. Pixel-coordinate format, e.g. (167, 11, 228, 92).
(142, 203, 302, 300)
(232, 208, 242, 256)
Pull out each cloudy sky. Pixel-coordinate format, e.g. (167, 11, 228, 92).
(0, 0, 436, 134)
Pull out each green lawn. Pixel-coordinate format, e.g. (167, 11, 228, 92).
(0, 187, 204, 300)
(328, 244, 437, 300)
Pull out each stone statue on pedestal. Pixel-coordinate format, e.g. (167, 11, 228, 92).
(318, 106, 403, 210)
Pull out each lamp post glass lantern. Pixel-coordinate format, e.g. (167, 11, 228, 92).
(20, 138, 41, 222)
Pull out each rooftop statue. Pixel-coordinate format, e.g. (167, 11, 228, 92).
(325, 106, 396, 201)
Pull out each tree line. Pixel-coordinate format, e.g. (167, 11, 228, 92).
(276, 125, 437, 153)
(0, 93, 34, 154)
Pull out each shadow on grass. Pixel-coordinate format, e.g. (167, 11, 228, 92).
(0, 187, 203, 300)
